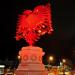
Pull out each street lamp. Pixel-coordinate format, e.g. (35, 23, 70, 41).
(62, 59, 66, 75)
(48, 56, 54, 66)
(17, 55, 21, 63)
(62, 59, 66, 64)
(18, 55, 21, 60)
(49, 56, 54, 62)
(48, 56, 54, 72)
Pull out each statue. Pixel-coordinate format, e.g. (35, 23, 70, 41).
(15, 3, 53, 75)
(16, 3, 53, 46)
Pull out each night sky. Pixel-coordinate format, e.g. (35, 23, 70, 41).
(0, 0, 75, 65)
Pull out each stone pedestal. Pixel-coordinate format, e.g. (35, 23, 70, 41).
(15, 46, 48, 75)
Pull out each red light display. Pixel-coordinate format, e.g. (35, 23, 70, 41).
(16, 3, 53, 46)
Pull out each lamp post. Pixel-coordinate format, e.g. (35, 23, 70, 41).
(18, 55, 21, 63)
(62, 59, 66, 64)
(18, 55, 21, 60)
(62, 59, 66, 75)
(49, 56, 54, 64)
(48, 56, 54, 72)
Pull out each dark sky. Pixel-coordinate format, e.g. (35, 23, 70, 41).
(0, 0, 75, 65)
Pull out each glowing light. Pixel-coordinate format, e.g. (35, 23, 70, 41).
(49, 56, 54, 62)
(0, 65, 5, 68)
(62, 59, 66, 63)
(18, 55, 21, 59)
(38, 30, 41, 33)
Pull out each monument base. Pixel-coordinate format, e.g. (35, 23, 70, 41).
(15, 46, 48, 75)
(15, 70, 48, 75)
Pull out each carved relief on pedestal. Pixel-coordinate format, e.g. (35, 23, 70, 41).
(38, 56, 42, 62)
(18, 46, 45, 63)
(23, 55, 28, 61)
(30, 54, 37, 61)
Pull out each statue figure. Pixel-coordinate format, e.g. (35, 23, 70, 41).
(16, 3, 53, 45)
